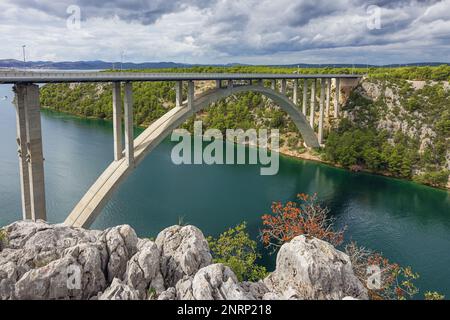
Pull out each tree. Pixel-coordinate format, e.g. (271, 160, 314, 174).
(207, 222, 267, 282)
(344, 242, 419, 300)
(424, 291, 445, 300)
(261, 193, 345, 252)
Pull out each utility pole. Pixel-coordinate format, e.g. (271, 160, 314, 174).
(120, 50, 125, 71)
(22, 45, 26, 63)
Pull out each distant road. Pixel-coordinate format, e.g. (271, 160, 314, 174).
(0, 71, 363, 84)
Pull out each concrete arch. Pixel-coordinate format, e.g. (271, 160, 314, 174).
(65, 84, 319, 228)
(191, 85, 319, 148)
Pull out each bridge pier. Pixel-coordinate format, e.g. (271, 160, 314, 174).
(188, 80, 195, 108)
(112, 82, 123, 161)
(175, 81, 183, 107)
(13, 84, 46, 221)
(227, 80, 233, 89)
(281, 79, 287, 95)
(271, 79, 276, 90)
(292, 79, 298, 105)
(318, 79, 326, 145)
(326, 78, 331, 117)
(124, 82, 134, 167)
(310, 79, 316, 128)
(334, 78, 340, 118)
(302, 79, 308, 115)
(14, 85, 32, 220)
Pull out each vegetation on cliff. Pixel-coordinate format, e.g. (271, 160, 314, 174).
(323, 78, 449, 188)
(207, 222, 267, 282)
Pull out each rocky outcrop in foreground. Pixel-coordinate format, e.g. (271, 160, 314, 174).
(0, 221, 367, 300)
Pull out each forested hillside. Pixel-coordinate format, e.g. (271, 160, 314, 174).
(40, 65, 450, 188)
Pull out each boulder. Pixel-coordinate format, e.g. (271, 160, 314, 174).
(158, 287, 177, 300)
(125, 239, 164, 298)
(241, 281, 269, 300)
(264, 235, 368, 300)
(100, 225, 138, 282)
(98, 278, 140, 300)
(155, 225, 212, 287)
(191, 264, 253, 300)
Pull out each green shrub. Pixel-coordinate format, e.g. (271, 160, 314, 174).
(414, 170, 450, 188)
(207, 222, 267, 282)
(424, 291, 445, 300)
(0, 229, 8, 250)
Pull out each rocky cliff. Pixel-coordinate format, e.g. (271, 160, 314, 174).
(0, 220, 367, 300)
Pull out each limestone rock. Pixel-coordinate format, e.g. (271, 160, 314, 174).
(175, 276, 194, 300)
(191, 264, 253, 300)
(125, 239, 164, 298)
(100, 225, 138, 282)
(98, 278, 140, 300)
(264, 235, 368, 300)
(0, 221, 369, 301)
(155, 225, 212, 287)
(241, 281, 270, 300)
(158, 287, 177, 300)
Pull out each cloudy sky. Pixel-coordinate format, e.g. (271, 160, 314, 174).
(0, 0, 449, 65)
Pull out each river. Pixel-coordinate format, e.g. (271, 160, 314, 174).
(0, 84, 449, 297)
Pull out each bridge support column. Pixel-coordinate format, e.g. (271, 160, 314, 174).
(13, 85, 32, 220)
(124, 82, 134, 167)
(281, 79, 287, 95)
(188, 80, 195, 109)
(292, 79, 298, 105)
(258, 79, 263, 86)
(318, 79, 326, 145)
(310, 79, 316, 128)
(227, 80, 233, 89)
(302, 79, 308, 115)
(271, 80, 276, 90)
(175, 81, 183, 107)
(326, 78, 331, 117)
(112, 82, 123, 161)
(215, 80, 221, 89)
(334, 78, 340, 118)
(14, 84, 47, 221)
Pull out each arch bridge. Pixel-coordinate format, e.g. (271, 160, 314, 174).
(0, 71, 362, 227)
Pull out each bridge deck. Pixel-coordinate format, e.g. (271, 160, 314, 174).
(0, 71, 363, 84)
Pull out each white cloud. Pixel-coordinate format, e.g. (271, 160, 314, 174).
(0, 0, 448, 64)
